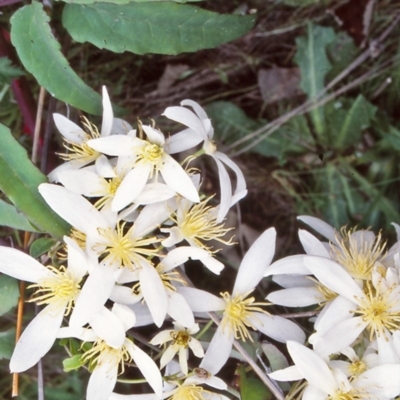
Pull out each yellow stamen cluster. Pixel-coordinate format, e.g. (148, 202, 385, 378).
(94, 176, 122, 209)
(328, 389, 366, 400)
(170, 330, 191, 348)
(28, 266, 80, 315)
(58, 117, 101, 163)
(355, 281, 400, 341)
(348, 359, 367, 377)
(177, 198, 234, 252)
(311, 277, 338, 304)
(168, 384, 208, 400)
(221, 291, 267, 342)
(332, 228, 387, 281)
(95, 222, 160, 269)
(82, 339, 131, 375)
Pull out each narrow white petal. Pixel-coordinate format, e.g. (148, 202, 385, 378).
(65, 236, 89, 280)
(39, 183, 109, 233)
(212, 156, 232, 222)
(268, 365, 302, 381)
(57, 170, 105, 196)
(166, 128, 203, 154)
(53, 114, 86, 143)
(101, 86, 113, 137)
(48, 160, 82, 183)
(186, 374, 227, 390)
(142, 125, 165, 146)
(298, 229, 330, 257)
(139, 262, 168, 327)
(267, 287, 324, 307)
(135, 182, 176, 205)
(304, 257, 364, 301)
(112, 164, 151, 211)
(188, 338, 204, 358)
(160, 345, 179, 370)
(161, 155, 200, 203)
(163, 106, 207, 138)
(200, 325, 234, 375)
(297, 216, 338, 244)
(233, 228, 276, 296)
(180, 99, 209, 120)
(10, 304, 64, 372)
(126, 341, 163, 397)
(87, 361, 118, 400)
(129, 302, 154, 327)
(112, 303, 136, 331)
(109, 285, 142, 305)
(272, 274, 313, 288)
(286, 341, 337, 394)
(0, 246, 51, 283)
(264, 255, 309, 277)
(95, 154, 116, 177)
(177, 287, 225, 312)
(214, 151, 246, 196)
(251, 313, 305, 344)
(167, 291, 195, 328)
(88, 135, 134, 156)
(70, 263, 115, 328)
(89, 307, 126, 348)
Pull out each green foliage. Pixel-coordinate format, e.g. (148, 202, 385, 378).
(0, 199, 39, 232)
(0, 57, 24, 85)
(62, 2, 256, 55)
(0, 275, 19, 317)
(30, 238, 57, 258)
(237, 364, 272, 400)
(63, 354, 85, 372)
(0, 328, 16, 359)
(10, 1, 104, 115)
(0, 123, 70, 239)
(294, 23, 335, 138)
(58, 0, 201, 3)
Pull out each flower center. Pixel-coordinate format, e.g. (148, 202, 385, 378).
(82, 339, 131, 375)
(94, 222, 160, 269)
(355, 281, 400, 340)
(332, 228, 386, 281)
(168, 385, 207, 400)
(94, 176, 122, 209)
(140, 143, 164, 164)
(28, 266, 80, 315)
(221, 291, 267, 342)
(178, 198, 233, 251)
(59, 117, 101, 163)
(170, 330, 191, 348)
(328, 390, 365, 400)
(348, 360, 367, 376)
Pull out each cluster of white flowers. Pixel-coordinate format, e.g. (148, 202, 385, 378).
(2, 87, 400, 400)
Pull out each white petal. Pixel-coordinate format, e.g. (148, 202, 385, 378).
(286, 341, 337, 394)
(89, 307, 126, 348)
(251, 313, 305, 344)
(57, 169, 105, 196)
(268, 365, 302, 381)
(39, 183, 109, 233)
(297, 216, 338, 244)
(142, 125, 165, 146)
(163, 106, 207, 138)
(272, 274, 313, 288)
(0, 246, 51, 283)
(65, 236, 89, 280)
(95, 154, 116, 177)
(264, 255, 309, 277)
(129, 302, 155, 327)
(112, 164, 151, 211)
(160, 345, 179, 370)
(125, 341, 163, 397)
(188, 338, 204, 358)
(53, 114, 86, 143)
(10, 304, 64, 372)
(161, 155, 199, 203)
(112, 303, 136, 331)
(109, 285, 142, 305)
(101, 86, 113, 137)
(166, 128, 203, 154)
(139, 262, 168, 327)
(212, 156, 232, 222)
(298, 229, 330, 257)
(177, 287, 225, 312)
(304, 256, 364, 301)
(88, 135, 135, 156)
(267, 287, 324, 307)
(135, 182, 176, 205)
(167, 291, 195, 328)
(233, 228, 276, 296)
(87, 360, 118, 400)
(181, 99, 209, 120)
(200, 324, 234, 375)
(70, 263, 115, 328)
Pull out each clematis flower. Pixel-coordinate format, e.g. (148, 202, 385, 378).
(163, 100, 247, 222)
(0, 237, 87, 372)
(198, 228, 305, 374)
(150, 322, 204, 375)
(87, 124, 200, 211)
(269, 341, 400, 400)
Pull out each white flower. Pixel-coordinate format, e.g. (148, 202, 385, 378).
(270, 341, 400, 400)
(0, 238, 87, 372)
(87, 124, 200, 211)
(199, 228, 305, 374)
(163, 100, 247, 222)
(150, 322, 204, 375)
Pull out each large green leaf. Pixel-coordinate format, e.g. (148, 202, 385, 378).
(10, 1, 103, 115)
(0, 275, 19, 316)
(62, 3, 256, 55)
(294, 24, 335, 138)
(0, 123, 70, 239)
(0, 328, 16, 360)
(237, 365, 272, 400)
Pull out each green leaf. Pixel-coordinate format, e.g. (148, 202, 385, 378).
(0, 123, 70, 239)
(58, 0, 201, 3)
(62, 3, 255, 55)
(237, 365, 272, 400)
(0, 199, 39, 232)
(0, 328, 16, 359)
(63, 354, 85, 372)
(10, 2, 103, 115)
(30, 238, 56, 258)
(0, 275, 19, 316)
(0, 57, 24, 85)
(294, 23, 335, 137)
